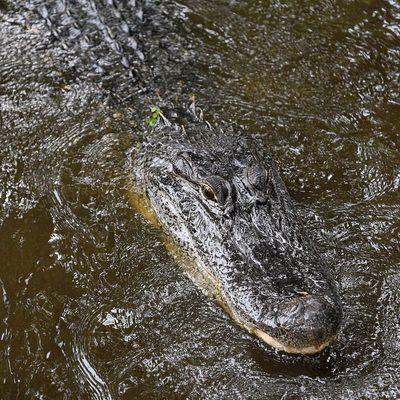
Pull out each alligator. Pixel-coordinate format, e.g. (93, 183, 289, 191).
(132, 110, 342, 354)
(27, 0, 342, 354)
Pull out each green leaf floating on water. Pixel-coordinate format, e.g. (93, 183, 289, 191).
(146, 106, 162, 127)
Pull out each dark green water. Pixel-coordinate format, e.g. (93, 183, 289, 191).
(0, 0, 399, 399)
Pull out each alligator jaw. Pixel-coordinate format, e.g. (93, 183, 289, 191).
(253, 328, 333, 355)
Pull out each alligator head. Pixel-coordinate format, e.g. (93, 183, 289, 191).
(133, 110, 342, 354)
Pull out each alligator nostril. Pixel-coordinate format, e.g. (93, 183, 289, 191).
(273, 295, 341, 351)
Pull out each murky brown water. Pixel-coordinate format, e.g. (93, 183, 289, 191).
(0, 0, 399, 399)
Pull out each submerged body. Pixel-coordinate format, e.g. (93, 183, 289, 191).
(133, 110, 342, 354)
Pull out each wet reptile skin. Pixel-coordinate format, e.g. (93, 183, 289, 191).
(31, 0, 342, 352)
(133, 112, 342, 352)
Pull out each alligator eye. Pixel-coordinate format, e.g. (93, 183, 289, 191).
(172, 152, 194, 178)
(201, 184, 217, 202)
(246, 165, 269, 191)
(201, 176, 231, 206)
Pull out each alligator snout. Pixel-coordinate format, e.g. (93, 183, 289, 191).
(255, 295, 341, 354)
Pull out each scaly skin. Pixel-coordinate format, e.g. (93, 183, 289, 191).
(28, 0, 342, 353)
(133, 111, 342, 353)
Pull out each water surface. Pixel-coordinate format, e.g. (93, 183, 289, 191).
(0, 0, 399, 399)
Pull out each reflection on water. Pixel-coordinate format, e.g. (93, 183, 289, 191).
(0, 0, 399, 399)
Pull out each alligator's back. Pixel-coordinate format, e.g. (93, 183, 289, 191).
(21, 0, 192, 115)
